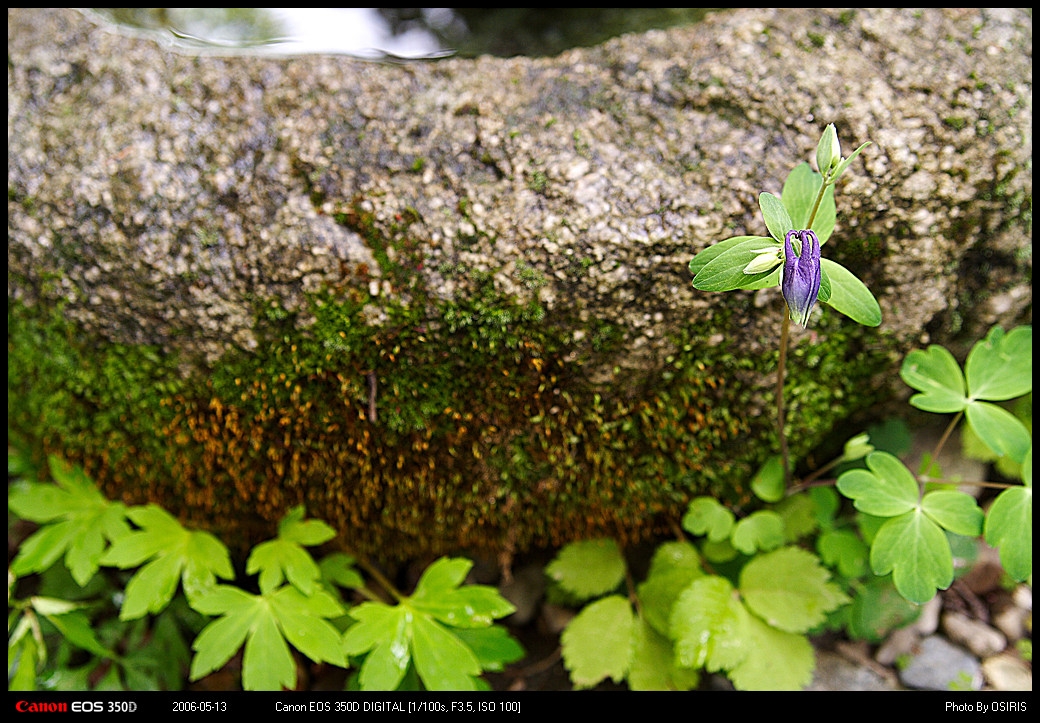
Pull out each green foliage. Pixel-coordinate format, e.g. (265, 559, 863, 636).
(8, 458, 522, 691)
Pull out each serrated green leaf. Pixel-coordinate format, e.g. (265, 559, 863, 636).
(870, 511, 953, 604)
(410, 584, 515, 629)
(637, 541, 704, 636)
(965, 401, 1032, 464)
(278, 509, 337, 547)
(836, 452, 920, 517)
(739, 547, 850, 633)
(682, 497, 735, 541)
(900, 345, 967, 413)
(560, 595, 633, 688)
(691, 237, 782, 292)
(546, 539, 626, 600)
(984, 485, 1032, 581)
(120, 553, 183, 620)
(414, 557, 472, 595)
(759, 192, 794, 243)
(751, 455, 785, 503)
(189, 596, 256, 679)
(965, 326, 1032, 401)
(670, 576, 748, 672)
(726, 613, 815, 690)
(921, 490, 984, 536)
(628, 616, 700, 691)
(819, 259, 881, 326)
(412, 615, 482, 690)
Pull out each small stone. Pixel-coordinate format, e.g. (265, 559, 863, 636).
(914, 595, 942, 635)
(942, 611, 1007, 658)
(981, 653, 1032, 691)
(876, 625, 919, 666)
(899, 636, 982, 691)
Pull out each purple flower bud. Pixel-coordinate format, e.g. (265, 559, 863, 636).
(781, 230, 822, 327)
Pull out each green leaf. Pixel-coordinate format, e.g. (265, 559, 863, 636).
(267, 587, 346, 667)
(782, 163, 836, 243)
(984, 484, 1032, 582)
(965, 401, 1032, 464)
(451, 626, 524, 673)
(189, 589, 257, 680)
(688, 236, 763, 277)
(101, 505, 234, 619)
(759, 192, 794, 243)
(691, 237, 781, 292)
(870, 511, 953, 604)
(965, 326, 1032, 401)
(546, 539, 626, 600)
(411, 615, 482, 691)
(836, 451, 919, 517)
(751, 455, 785, 502)
(277, 505, 337, 546)
(726, 613, 815, 690)
(670, 576, 748, 672)
(817, 529, 869, 579)
(636, 542, 704, 636)
(247, 538, 322, 595)
(8, 459, 132, 586)
(682, 496, 735, 541)
(731, 510, 786, 554)
(921, 490, 984, 536)
(43, 610, 118, 660)
(739, 547, 850, 633)
(819, 259, 881, 326)
(242, 611, 296, 691)
(900, 345, 968, 413)
(560, 595, 634, 688)
(829, 141, 872, 183)
(342, 602, 412, 690)
(628, 616, 700, 691)
(319, 552, 365, 591)
(845, 576, 922, 643)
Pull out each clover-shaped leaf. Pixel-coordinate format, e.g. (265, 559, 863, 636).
(900, 345, 967, 413)
(836, 452, 918, 517)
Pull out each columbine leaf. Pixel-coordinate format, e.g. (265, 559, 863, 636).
(731, 511, 785, 555)
(965, 326, 1032, 401)
(819, 259, 881, 326)
(782, 163, 836, 244)
(921, 490, 984, 536)
(817, 529, 870, 579)
(319, 552, 365, 591)
(965, 401, 1032, 464)
(342, 602, 411, 691)
(900, 345, 967, 413)
(829, 141, 872, 182)
(691, 237, 781, 292)
(688, 236, 763, 277)
(247, 538, 322, 595)
(759, 192, 794, 243)
(546, 539, 626, 599)
(560, 595, 634, 688)
(682, 497, 735, 541)
(189, 587, 259, 680)
(984, 484, 1032, 582)
(277, 505, 337, 546)
(870, 510, 953, 604)
(739, 547, 849, 633)
(836, 451, 919, 517)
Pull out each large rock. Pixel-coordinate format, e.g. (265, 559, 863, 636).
(8, 8, 1031, 562)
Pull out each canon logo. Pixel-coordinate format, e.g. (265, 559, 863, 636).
(15, 700, 68, 713)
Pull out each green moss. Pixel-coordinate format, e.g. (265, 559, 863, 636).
(8, 241, 893, 563)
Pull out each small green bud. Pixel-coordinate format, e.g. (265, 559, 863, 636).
(816, 123, 842, 176)
(743, 245, 783, 275)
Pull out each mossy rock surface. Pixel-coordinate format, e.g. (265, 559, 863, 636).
(8, 8, 1031, 561)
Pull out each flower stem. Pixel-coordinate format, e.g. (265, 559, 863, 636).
(776, 171, 830, 488)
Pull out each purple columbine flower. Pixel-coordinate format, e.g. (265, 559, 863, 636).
(781, 229, 822, 327)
